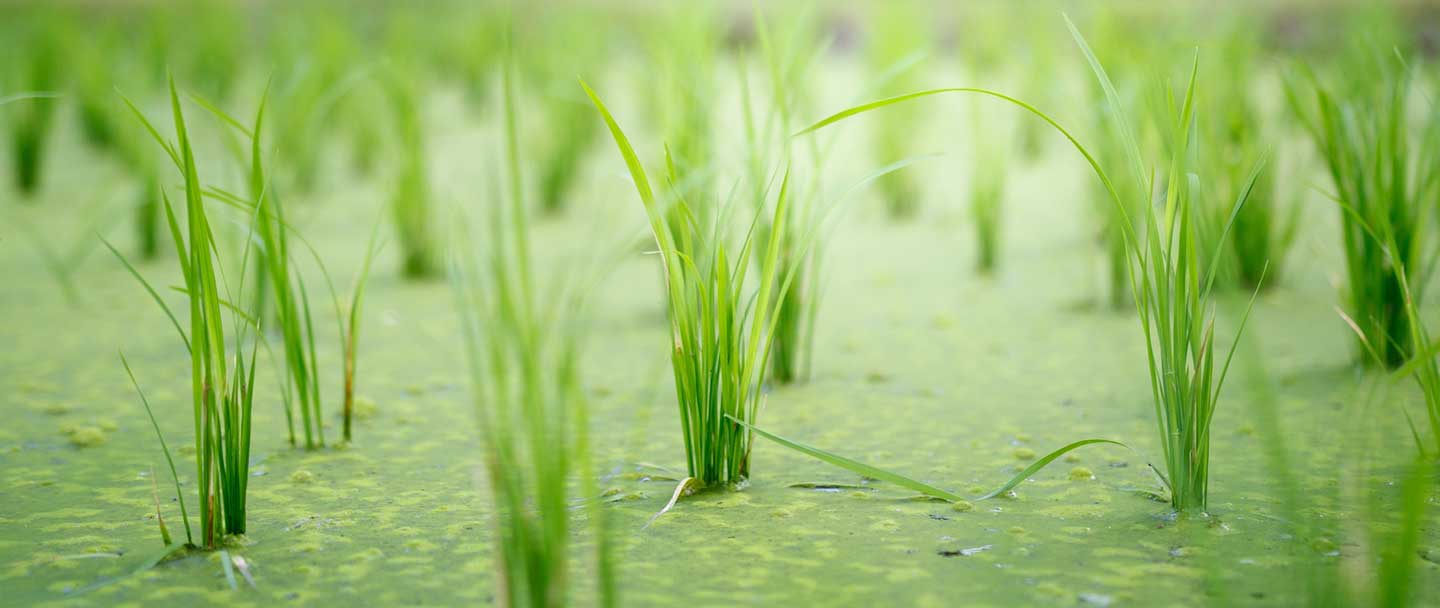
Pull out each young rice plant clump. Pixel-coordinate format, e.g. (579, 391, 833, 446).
(452, 61, 614, 607)
(113, 79, 261, 547)
(794, 18, 1264, 512)
(1287, 51, 1439, 368)
(586, 80, 799, 488)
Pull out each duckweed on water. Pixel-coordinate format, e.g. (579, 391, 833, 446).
(4, 3, 1438, 607)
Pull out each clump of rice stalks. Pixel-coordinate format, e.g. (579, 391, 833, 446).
(439, 9, 501, 114)
(339, 216, 383, 443)
(265, 13, 374, 194)
(536, 88, 599, 215)
(132, 172, 163, 259)
(969, 102, 1006, 274)
(796, 18, 1264, 512)
(865, 2, 929, 220)
(646, 7, 719, 214)
(1198, 22, 1299, 291)
(340, 83, 387, 177)
(385, 70, 438, 279)
(452, 61, 614, 607)
(6, 23, 62, 196)
(112, 78, 260, 547)
(268, 63, 335, 194)
(113, 115, 164, 260)
(586, 79, 797, 488)
(230, 90, 327, 449)
(72, 29, 122, 152)
(1011, 4, 1061, 161)
(740, 9, 829, 384)
(180, 2, 241, 104)
(1287, 50, 1438, 368)
(528, 12, 606, 215)
(199, 83, 382, 446)
(1080, 35, 1147, 310)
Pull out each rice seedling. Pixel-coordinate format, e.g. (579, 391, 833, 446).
(865, 2, 929, 220)
(646, 7, 719, 218)
(6, 21, 61, 196)
(341, 84, 387, 177)
(235, 89, 326, 449)
(969, 102, 1007, 274)
(529, 13, 606, 215)
(741, 9, 828, 383)
(452, 59, 614, 607)
(339, 215, 384, 443)
(268, 63, 335, 194)
(585, 78, 798, 489)
(439, 9, 501, 114)
(536, 88, 599, 215)
(385, 68, 439, 279)
(1011, 5, 1061, 162)
(1081, 49, 1147, 310)
(72, 29, 122, 152)
(112, 77, 261, 547)
(795, 17, 1265, 512)
(181, 2, 241, 104)
(265, 17, 374, 195)
(133, 173, 162, 259)
(1197, 22, 1299, 291)
(1286, 48, 1439, 368)
(196, 82, 383, 447)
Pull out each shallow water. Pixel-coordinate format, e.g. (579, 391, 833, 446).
(2, 93, 1437, 607)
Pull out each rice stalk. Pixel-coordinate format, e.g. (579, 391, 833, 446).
(1286, 48, 1439, 368)
(452, 58, 614, 607)
(795, 16, 1265, 512)
(112, 77, 261, 547)
(586, 78, 797, 488)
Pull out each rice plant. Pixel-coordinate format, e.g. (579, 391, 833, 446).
(741, 10, 828, 384)
(452, 60, 614, 607)
(112, 78, 260, 547)
(181, 2, 240, 104)
(1198, 22, 1299, 291)
(646, 7, 719, 220)
(865, 2, 929, 220)
(133, 173, 162, 260)
(529, 12, 605, 215)
(386, 68, 438, 279)
(6, 21, 61, 196)
(268, 63, 335, 194)
(1286, 49, 1438, 368)
(340, 216, 383, 443)
(1082, 49, 1146, 310)
(796, 18, 1264, 512)
(202, 84, 382, 447)
(586, 79, 798, 488)
(1011, 4, 1061, 161)
(969, 102, 1007, 274)
(236, 90, 325, 450)
(439, 8, 501, 114)
(72, 29, 122, 152)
